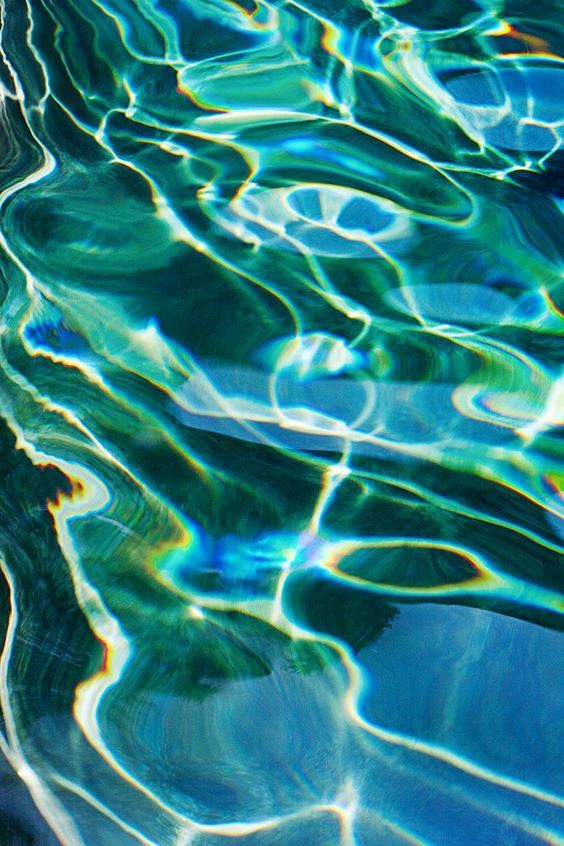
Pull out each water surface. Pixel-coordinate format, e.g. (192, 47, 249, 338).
(0, 0, 562, 843)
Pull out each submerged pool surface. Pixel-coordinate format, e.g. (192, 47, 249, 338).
(0, 0, 562, 843)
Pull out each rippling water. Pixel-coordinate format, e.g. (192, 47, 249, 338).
(0, 0, 562, 843)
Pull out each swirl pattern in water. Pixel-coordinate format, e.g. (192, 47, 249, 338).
(0, 0, 562, 843)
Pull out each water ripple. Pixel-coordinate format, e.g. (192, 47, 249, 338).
(0, 0, 562, 842)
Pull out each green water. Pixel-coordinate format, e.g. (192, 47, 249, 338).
(0, 0, 562, 843)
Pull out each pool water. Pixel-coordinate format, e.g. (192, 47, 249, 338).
(0, 0, 562, 843)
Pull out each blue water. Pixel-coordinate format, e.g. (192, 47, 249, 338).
(0, 0, 562, 843)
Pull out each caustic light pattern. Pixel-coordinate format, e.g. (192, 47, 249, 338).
(0, 0, 562, 844)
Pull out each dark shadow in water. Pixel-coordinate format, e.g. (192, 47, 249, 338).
(0, 418, 100, 845)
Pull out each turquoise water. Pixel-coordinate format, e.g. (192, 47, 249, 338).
(0, 0, 563, 843)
